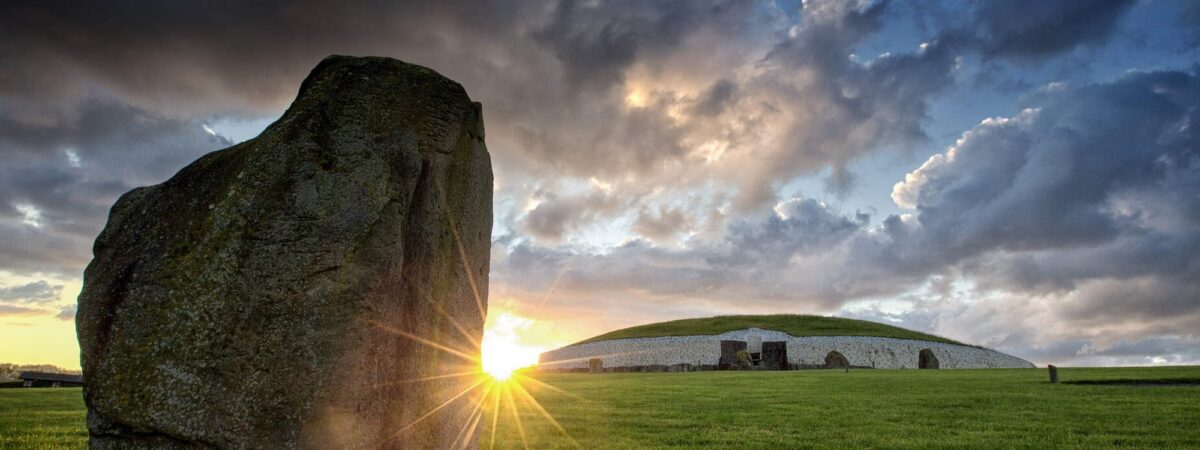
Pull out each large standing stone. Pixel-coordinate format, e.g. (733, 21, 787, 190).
(76, 56, 492, 449)
(719, 340, 747, 370)
(760, 341, 788, 370)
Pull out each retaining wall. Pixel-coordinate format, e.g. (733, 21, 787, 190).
(538, 328, 1034, 370)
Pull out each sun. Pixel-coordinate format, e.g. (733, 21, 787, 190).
(480, 311, 543, 381)
(371, 304, 581, 448)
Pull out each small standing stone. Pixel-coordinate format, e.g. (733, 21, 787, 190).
(1049, 365, 1059, 383)
(735, 350, 753, 370)
(719, 340, 748, 369)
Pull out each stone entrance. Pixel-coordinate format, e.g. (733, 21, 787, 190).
(919, 349, 939, 369)
(761, 341, 788, 370)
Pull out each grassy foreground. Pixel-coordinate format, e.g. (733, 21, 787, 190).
(571, 315, 967, 346)
(3, 367, 1198, 449)
(0, 388, 86, 449)
(493, 366, 1199, 449)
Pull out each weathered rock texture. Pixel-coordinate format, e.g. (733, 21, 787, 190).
(76, 56, 492, 449)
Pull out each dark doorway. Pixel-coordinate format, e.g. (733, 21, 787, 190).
(719, 340, 748, 369)
(824, 351, 849, 369)
(761, 341, 788, 370)
(919, 349, 939, 369)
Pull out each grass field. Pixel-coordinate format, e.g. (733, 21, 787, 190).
(571, 315, 968, 346)
(0, 387, 86, 449)
(493, 366, 1200, 449)
(3, 366, 1198, 449)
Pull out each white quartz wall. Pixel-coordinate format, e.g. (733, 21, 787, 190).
(539, 328, 1034, 370)
(537, 335, 722, 368)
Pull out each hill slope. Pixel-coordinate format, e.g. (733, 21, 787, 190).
(571, 315, 970, 346)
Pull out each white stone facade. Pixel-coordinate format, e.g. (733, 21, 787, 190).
(538, 328, 1034, 370)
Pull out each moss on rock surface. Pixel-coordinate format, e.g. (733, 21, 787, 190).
(76, 56, 492, 449)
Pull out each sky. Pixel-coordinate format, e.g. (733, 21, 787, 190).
(1, 0, 1198, 369)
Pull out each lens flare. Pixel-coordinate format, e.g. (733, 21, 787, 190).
(481, 311, 543, 380)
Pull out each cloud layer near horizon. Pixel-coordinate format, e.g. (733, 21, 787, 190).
(1, 0, 1196, 366)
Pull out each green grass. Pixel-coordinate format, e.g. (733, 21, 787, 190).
(485, 366, 1200, 449)
(0, 388, 86, 449)
(5, 367, 1199, 449)
(571, 314, 968, 346)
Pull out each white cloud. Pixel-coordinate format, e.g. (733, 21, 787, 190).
(64, 148, 81, 167)
(15, 204, 43, 228)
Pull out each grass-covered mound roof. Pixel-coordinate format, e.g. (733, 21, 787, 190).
(570, 315, 969, 347)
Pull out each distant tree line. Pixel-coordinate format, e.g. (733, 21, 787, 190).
(0, 363, 81, 382)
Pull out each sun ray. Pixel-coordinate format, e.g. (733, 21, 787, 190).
(514, 373, 585, 401)
(536, 263, 571, 311)
(421, 294, 484, 349)
(370, 370, 479, 389)
(512, 380, 582, 449)
(452, 380, 493, 449)
(456, 406, 485, 450)
(388, 377, 487, 443)
(502, 382, 528, 450)
(461, 394, 489, 449)
(489, 379, 502, 450)
(365, 318, 480, 363)
(437, 182, 488, 324)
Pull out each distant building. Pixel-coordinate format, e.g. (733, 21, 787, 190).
(539, 316, 1035, 372)
(18, 371, 83, 388)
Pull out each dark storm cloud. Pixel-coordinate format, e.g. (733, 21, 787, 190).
(966, 0, 1137, 60)
(0, 0, 534, 123)
(713, 198, 865, 266)
(2, 0, 1197, 366)
(893, 70, 1200, 273)
(884, 69, 1200, 340)
(496, 197, 885, 308)
(1183, 3, 1200, 45)
(521, 190, 623, 243)
(631, 206, 692, 242)
(0, 99, 231, 274)
(533, 0, 755, 91)
(0, 0, 968, 213)
(745, 0, 960, 201)
(495, 68, 1200, 361)
(689, 79, 738, 117)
